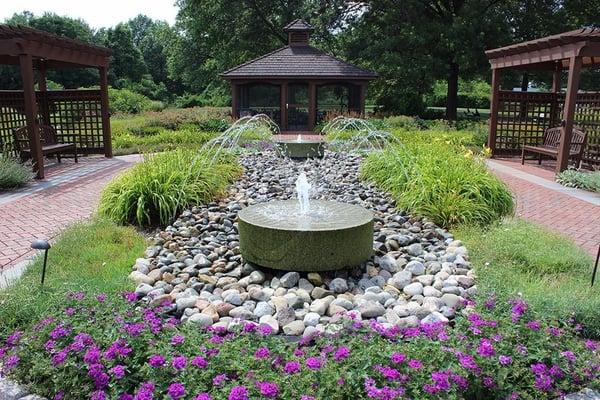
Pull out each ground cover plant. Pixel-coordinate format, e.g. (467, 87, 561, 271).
(455, 218, 599, 338)
(1, 291, 598, 399)
(98, 149, 241, 226)
(0, 218, 145, 337)
(0, 154, 33, 190)
(360, 143, 512, 227)
(556, 169, 600, 193)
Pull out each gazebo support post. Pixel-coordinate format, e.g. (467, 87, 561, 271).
(359, 83, 367, 117)
(308, 81, 316, 131)
(487, 68, 501, 154)
(280, 82, 288, 130)
(231, 83, 239, 119)
(556, 56, 582, 173)
(99, 66, 113, 158)
(19, 54, 44, 179)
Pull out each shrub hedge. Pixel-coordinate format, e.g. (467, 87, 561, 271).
(361, 143, 513, 227)
(1, 292, 598, 399)
(98, 149, 241, 226)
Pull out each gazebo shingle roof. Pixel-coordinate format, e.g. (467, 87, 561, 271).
(283, 19, 314, 32)
(221, 45, 377, 79)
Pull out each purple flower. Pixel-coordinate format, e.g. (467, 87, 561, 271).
(172, 355, 187, 370)
(6, 331, 22, 346)
(530, 363, 548, 375)
(390, 352, 406, 364)
(254, 347, 270, 359)
(4, 355, 20, 369)
(284, 360, 301, 374)
(52, 349, 68, 366)
(306, 357, 322, 370)
(300, 397, 316, 400)
(510, 298, 528, 322)
(191, 356, 208, 368)
(195, 394, 212, 400)
(213, 374, 228, 387)
(499, 355, 513, 365)
(171, 335, 185, 345)
(228, 386, 249, 400)
(457, 353, 478, 371)
(111, 365, 126, 379)
(91, 391, 106, 400)
(561, 351, 576, 363)
(585, 340, 598, 351)
(525, 320, 541, 331)
(258, 324, 273, 336)
(134, 381, 155, 400)
(408, 359, 423, 369)
(96, 294, 107, 302)
(123, 292, 137, 302)
(148, 354, 166, 368)
(534, 374, 553, 391)
(334, 346, 350, 361)
(477, 339, 495, 358)
(119, 394, 134, 400)
(256, 381, 279, 398)
(168, 383, 185, 400)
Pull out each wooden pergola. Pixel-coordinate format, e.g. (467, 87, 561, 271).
(0, 25, 112, 179)
(486, 28, 600, 172)
(221, 19, 377, 133)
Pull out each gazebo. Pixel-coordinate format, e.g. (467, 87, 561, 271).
(485, 28, 600, 173)
(0, 25, 113, 179)
(221, 19, 377, 133)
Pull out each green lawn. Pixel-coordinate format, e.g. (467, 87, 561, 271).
(0, 218, 146, 336)
(455, 218, 599, 337)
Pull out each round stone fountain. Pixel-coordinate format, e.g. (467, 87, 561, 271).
(275, 135, 325, 158)
(238, 199, 373, 271)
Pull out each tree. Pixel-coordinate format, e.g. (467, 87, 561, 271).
(102, 23, 147, 85)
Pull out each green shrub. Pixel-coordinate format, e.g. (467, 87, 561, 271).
(144, 108, 231, 131)
(99, 149, 241, 226)
(174, 93, 205, 108)
(108, 88, 154, 114)
(0, 218, 145, 337)
(2, 292, 599, 399)
(0, 154, 33, 189)
(361, 143, 513, 227)
(556, 169, 600, 193)
(455, 218, 599, 337)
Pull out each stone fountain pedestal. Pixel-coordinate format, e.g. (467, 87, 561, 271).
(275, 139, 325, 158)
(238, 199, 373, 271)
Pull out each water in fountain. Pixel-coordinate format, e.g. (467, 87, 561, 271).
(322, 116, 400, 153)
(295, 172, 311, 214)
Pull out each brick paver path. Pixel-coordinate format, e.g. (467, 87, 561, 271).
(0, 155, 141, 270)
(488, 159, 600, 257)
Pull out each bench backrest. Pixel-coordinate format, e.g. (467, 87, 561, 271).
(543, 126, 587, 154)
(12, 125, 58, 152)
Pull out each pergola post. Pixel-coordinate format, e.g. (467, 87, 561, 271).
(556, 56, 582, 173)
(231, 83, 239, 119)
(487, 68, 501, 153)
(280, 82, 288, 130)
(549, 62, 562, 128)
(308, 81, 316, 130)
(37, 61, 51, 127)
(19, 54, 44, 179)
(99, 66, 113, 158)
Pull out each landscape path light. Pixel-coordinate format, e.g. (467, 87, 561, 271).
(31, 239, 51, 285)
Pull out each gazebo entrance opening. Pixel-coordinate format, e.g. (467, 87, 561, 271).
(288, 83, 309, 130)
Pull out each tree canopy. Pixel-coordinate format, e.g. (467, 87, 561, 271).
(1, 2, 599, 116)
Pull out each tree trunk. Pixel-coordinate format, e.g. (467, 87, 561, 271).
(446, 62, 459, 120)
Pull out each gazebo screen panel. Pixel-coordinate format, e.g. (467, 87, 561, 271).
(239, 83, 281, 125)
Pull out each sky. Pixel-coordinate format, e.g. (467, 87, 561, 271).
(0, 0, 178, 28)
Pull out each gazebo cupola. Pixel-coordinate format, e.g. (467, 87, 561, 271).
(221, 19, 377, 133)
(284, 19, 314, 46)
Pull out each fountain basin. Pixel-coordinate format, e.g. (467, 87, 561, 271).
(275, 139, 325, 158)
(238, 200, 373, 271)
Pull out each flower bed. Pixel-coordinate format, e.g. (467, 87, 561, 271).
(1, 293, 598, 399)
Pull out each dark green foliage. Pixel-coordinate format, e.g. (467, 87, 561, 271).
(556, 169, 600, 193)
(103, 23, 147, 85)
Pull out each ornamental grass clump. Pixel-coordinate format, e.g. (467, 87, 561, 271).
(361, 143, 513, 227)
(0, 153, 33, 189)
(556, 168, 600, 193)
(99, 149, 241, 226)
(1, 293, 598, 399)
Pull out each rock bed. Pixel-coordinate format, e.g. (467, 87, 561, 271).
(130, 150, 477, 337)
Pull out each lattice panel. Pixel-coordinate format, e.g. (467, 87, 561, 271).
(0, 91, 27, 156)
(0, 89, 105, 158)
(495, 91, 556, 154)
(558, 92, 600, 167)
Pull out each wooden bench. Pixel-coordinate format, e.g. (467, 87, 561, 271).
(521, 126, 586, 167)
(13, 125, 78, 163)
